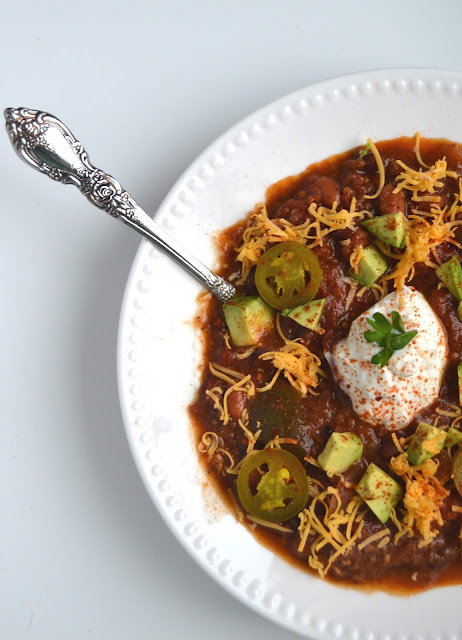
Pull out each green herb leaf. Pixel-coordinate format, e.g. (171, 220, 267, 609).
(359, 141, 371, 158)
(391, 310, 404, 332)
(371, 347, 393, 368)
(364, 311, 418, 368)
(390, 330, 418, 351)
(366, 312, 392, 336)
(364, 330, 385, 345)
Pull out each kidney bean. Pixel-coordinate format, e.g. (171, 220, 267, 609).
(378, 183, 406, 215)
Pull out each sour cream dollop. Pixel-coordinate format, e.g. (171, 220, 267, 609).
(326, 286, 447, 430)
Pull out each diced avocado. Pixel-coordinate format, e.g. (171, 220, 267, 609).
(459, 363, 462, 406)
(361, 212, 406, 248)
(458, 301, 462, 323)
(407, 421, 446, 465)
(356, 463, 402, 524)
(453, 448, 462, 498)
(317, 432, 363, 475)
(349, 245, 388, 287)
(223, 296, 274, 347)
(436, 256, 462, 301)
(281, 298, 326, 330)
(444, 426, 462, 449)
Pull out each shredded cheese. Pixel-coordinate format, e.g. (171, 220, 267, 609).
(246, 515, 292, 532)
(344, 286, 357, 311)
(391, 432, 405, 454)
(198, 432, 219, 456)
(221, 375, 253, 422)
(430, 246, 443, 265)
(414, 132, 430, 169)
(349, 246, 363, 274)
(198, 431, 252, 476)
(235, 202, 307, 284)
(357, 528, 390, 550)
(209, 362, 247, 384)
(298, 488, 366, 578)
(205, 387, 225, 421)
(371, 280, 389, 300)
(375, 239, 402, 260)
(393, 157, 458, 202)
(388, 507, 408, 544)
(436, 405, 462, 419)
(381, 203, 462, 290)
(304, 454, 322, 469)
(303, 198, 370, 247)
(206, 363, 255, 425)
(377, 536, 390, 549)
(235, 345, 257, 360)
(364, 138, 386, 200)
(264, 436, 300, 449)
(258, 315, 325, 396)
(390, 453, 449, 545)
(223, 332, 232, 349)
(255, 368, 282, 393)
(345, 497, 363, 540)
(237, 409, 261, 454)
(215, 448, 237, 473)
(343, 276, 358, 311)
(235, 199, 369, 283)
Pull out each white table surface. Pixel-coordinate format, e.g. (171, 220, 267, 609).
(2, 2, 462, 638)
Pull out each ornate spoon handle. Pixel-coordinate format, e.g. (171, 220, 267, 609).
(4, 107, 236, 303)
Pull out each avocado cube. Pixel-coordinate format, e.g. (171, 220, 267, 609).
(356, 463, 402, 524)
(458, 301, 462, 323)
(223, 296, 274, 347)
(459, 363, 462, 406)
(453, 448, 462, 498)
(317, 432, 363, 475)
(407, 421, 446, 465)
(349, 245, 388, 287)
(281, 298, 326, 330)
(444, 426, 462, 449)
(436, 256, 462, 302)
(361, 212, 406, 248)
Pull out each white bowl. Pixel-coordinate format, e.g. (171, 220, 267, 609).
(118, 68, 462, 640)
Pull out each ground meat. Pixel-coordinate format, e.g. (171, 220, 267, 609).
(329, 525, 460, 583)
(379, 434, 402, 463)
(314, 238, 349, 329)
(340, 157, 377, 206)
(272, 198, 314, 225)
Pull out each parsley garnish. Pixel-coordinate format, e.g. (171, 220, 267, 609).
(364, 311, 418, 368)
(359, 141, 370, 158)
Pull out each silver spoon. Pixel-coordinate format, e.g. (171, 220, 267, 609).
(4, 107, 236, 302)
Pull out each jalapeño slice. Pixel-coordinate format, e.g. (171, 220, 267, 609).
(237, 448, 309, 522)
(255, 242, 322, 310)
